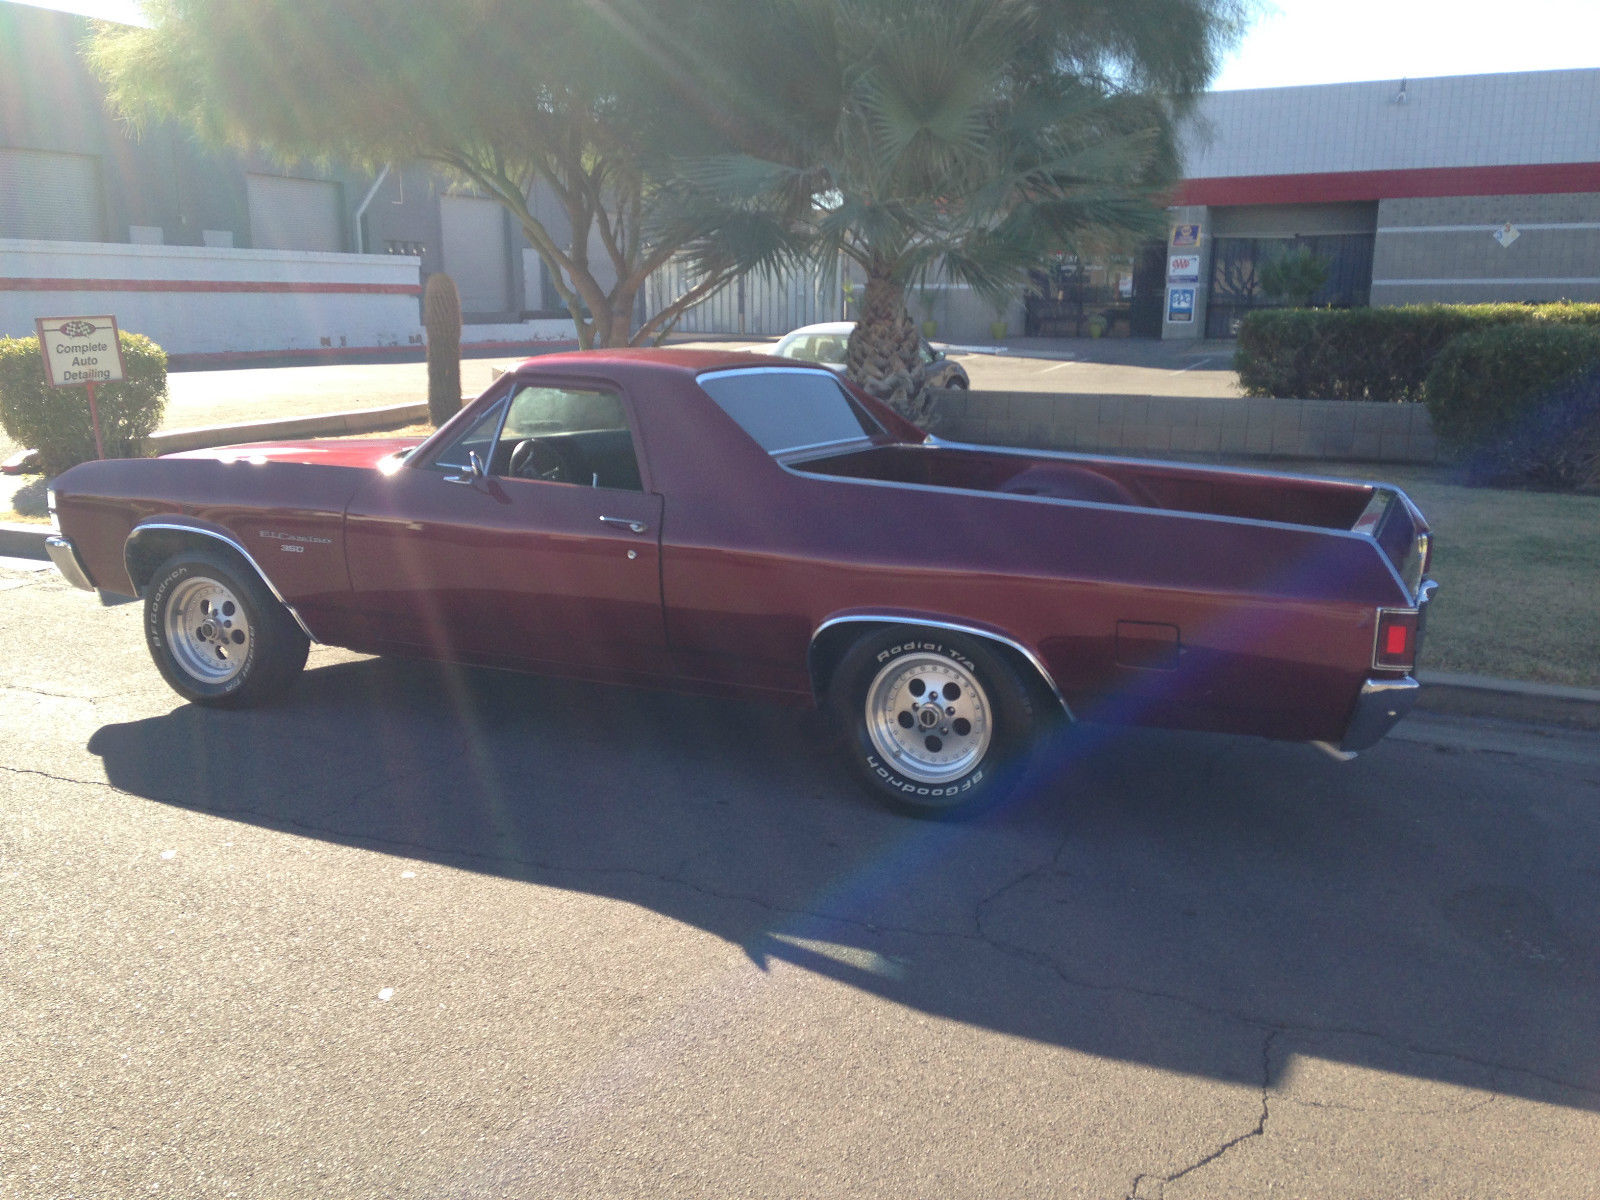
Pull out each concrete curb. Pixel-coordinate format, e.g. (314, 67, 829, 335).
(147, 402, 429, 455)
(1415, 671, 1600, 731)
(0, 520, 51, 560)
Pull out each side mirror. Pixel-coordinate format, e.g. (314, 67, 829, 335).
(444, 449, 488, 487)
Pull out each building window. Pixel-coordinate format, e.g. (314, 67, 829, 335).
(0, 147, 103, 242)
(1205, 234, 1375, 339)
(245, 174, 343, 252)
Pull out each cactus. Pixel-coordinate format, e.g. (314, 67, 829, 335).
(423, 272, 462, 426)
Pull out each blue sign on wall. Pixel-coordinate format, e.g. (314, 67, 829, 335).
(1172, 224, 1201, 249)
(1167, 288, 1196, 323)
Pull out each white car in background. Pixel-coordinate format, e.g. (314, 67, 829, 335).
(769, 321, 970, 389)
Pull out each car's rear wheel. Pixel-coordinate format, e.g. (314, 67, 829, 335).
(144, 550, 309, 707)
(829, 626, 1037, 816)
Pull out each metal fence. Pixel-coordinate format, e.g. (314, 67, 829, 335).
(646, 259, 844, 337)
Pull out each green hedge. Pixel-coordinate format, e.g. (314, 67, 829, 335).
(0, 332, 168, 475)
(1424, 324, 1600, 490)
(1236, 303, 1600, 403)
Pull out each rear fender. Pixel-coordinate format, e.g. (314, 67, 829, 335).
(808, 612, 1071, 721)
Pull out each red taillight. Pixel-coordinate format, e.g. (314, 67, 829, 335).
(1383, 623, 1409, 657)
(1374, 609, 1418, 671)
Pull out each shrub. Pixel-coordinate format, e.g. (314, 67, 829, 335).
(1257, 248, 1329, 307)
(1458, 372, 1600, 492)
(1236, 302, 1600, 403)
(0, 331, 168, 475)
(1424, 324, 1600, 490)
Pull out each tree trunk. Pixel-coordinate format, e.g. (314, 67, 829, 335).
(846, 260, 934, 426)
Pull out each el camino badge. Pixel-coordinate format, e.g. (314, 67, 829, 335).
(259, 530, 332, 553)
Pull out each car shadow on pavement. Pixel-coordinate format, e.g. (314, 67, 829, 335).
(87, 654, 1600, 1111)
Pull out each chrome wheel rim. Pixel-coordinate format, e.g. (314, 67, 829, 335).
(164, 576, 251, 684)
(864, 652, 993, 784)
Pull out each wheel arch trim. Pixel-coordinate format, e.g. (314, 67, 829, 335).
(124, 521, 319, 642)
(809, 614, 1072, 721)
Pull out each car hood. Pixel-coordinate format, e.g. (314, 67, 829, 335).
(161, 437, 425, 470)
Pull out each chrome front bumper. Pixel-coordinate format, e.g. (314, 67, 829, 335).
(45, 534, 95, 592)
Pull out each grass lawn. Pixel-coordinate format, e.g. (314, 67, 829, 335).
(1271, 462, 1600, 689)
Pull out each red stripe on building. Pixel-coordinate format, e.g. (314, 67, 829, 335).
(0, 277, 421, 296)
(1172, 162, 1600, 207)
(165, 339, 581, 369)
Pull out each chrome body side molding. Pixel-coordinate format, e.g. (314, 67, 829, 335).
(810, 613, 1073, 721)
(124, 521, 319, 642)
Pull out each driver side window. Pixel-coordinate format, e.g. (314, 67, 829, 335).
(432, 382, 643, 491)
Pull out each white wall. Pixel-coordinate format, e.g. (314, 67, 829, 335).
(1183, 68, 1600, 178)
(0, 238, 424, 356)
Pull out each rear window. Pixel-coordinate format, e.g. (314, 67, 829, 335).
(699, 368, 884, 454)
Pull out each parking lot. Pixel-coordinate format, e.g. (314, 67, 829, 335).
(4, 558, 1600, 1198)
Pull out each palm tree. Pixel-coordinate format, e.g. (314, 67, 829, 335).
(658, 0, 1241, 421)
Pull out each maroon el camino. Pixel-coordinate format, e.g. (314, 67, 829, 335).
(45, 348, 1435, 814)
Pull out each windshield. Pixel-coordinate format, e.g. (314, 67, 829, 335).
(699, 367, 885, 454)
(775, 333, 849, 365)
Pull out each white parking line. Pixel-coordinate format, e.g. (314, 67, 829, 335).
(1174, 357, 1214, 373)
(1038, 361, 1079, 373)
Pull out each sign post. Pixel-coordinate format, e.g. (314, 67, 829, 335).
(35, 315, 125, 461)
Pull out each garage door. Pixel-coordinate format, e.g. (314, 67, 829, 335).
(246, 174, 343, 252)
(0, 148, 103, 241)
(441, 194, 510, 314)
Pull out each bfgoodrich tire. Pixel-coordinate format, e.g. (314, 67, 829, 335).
(143, 550, 309, 708)
(829, 626, 1038, 816)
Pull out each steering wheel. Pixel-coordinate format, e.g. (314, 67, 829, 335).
(509, 437, 581, 483)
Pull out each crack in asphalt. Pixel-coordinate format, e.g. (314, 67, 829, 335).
(1288, 1092, 1499, 1118)
(970, 884, 1600, 1101)
(0, 764, 108, 789)
(0, 684, 108, 703)
(1127, 1030, 1276, 1199)
(9, 752, 1600, 1105)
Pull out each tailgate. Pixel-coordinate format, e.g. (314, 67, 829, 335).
(1353, 487, 1432, 601)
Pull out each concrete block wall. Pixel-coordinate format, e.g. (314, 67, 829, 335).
(1372, 193, 1600, 305)
(932, 390, 1442, 464)
(1, 238, 424, 356)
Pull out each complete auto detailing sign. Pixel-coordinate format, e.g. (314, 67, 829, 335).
(35, 315, 126, 387)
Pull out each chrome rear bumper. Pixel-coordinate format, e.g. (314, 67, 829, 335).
(1341, 676, 1420, 751)
(45, 534, 95, 592)
(1311, 675, 1421, 761)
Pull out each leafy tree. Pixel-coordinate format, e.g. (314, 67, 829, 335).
(656, 0, 1246, 420)
(88, 0, 760, 348)
(1258, 247, 1331, 308)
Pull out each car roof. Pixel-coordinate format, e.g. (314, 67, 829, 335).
(777, 322, 854, 338)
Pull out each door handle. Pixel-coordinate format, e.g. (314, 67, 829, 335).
(599, 515, 649, 534)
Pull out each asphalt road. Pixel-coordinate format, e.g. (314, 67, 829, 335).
(4, 560, 1600, 1199)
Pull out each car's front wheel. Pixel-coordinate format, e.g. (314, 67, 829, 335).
(829, 627, 1038, 816)
(143, 550, 309, 707)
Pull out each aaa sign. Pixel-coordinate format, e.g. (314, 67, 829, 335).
(35, 315, 126, 387)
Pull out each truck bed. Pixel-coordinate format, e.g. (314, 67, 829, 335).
(790, 442, 1376, 529)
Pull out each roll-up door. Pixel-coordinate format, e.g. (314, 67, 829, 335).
(0, 148, 103, 241)
(440, 194, 510, 314)
(246, 174, 343, 252)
